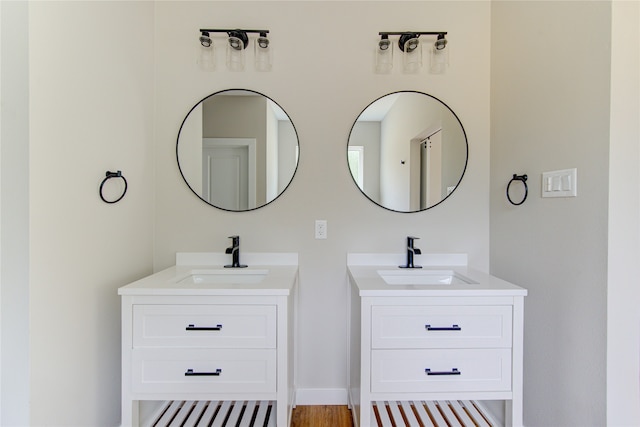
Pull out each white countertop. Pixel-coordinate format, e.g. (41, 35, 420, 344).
(348, 253, 527, 297)
(118, 252, 298, 296)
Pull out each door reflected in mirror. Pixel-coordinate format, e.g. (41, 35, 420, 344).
(347, 91, 467, 212)
(177, 89, 299, 211)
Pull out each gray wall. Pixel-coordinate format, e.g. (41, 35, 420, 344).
(0, 2, 30, 425)
(3, 1, 638, 425)
(26, 2, 156, 425)
(490, 2, 611, 425)
(607, 2, 640, 424)
(154, 0, 492, 405)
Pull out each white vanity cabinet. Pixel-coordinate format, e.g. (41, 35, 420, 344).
(119, 253, 298, 427)
(347, 255, 527, 427)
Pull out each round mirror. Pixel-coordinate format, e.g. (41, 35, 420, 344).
(177, 89, 299, 211)
(347, 91, 467, 212)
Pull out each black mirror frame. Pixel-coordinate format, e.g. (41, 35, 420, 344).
(346, 90, 468, 213)
(176, 88, 300, 212)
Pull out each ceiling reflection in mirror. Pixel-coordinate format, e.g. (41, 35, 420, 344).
(347, 91, 467, 212)
(177, 89, 299, 211)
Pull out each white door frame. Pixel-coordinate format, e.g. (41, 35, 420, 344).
(203, 138, 257, 210)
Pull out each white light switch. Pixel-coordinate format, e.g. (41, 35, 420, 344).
(542, 168, 577, 198)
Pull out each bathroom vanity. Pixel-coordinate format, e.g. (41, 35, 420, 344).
(118, 253, 298, 427)
(347, 254, 527, 427)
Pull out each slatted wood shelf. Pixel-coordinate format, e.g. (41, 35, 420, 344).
(150, 400, 276, 427)
(372, 400, 498, 427)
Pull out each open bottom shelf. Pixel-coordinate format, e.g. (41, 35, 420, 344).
(151, 400, 276, 427)
(372, 400, 498, 427)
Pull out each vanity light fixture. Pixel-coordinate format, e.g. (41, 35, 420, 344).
(376, 31, 448, 74)
(254, 32, 272, 72)
(226, 30, 249, 71)
(197, 31, 215, 71)
(430, 33, 449, 74)
(197, 28, 271, 72)
(199, 31, 212, 48)
(227, 30, 249, 50)
(434, 33, 447, 50)
(399, 33, 422, 73)
(375, 34, 394, 73)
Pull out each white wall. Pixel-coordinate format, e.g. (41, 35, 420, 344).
(178, 103, 204, 195)
(154, 0, 491, 403)
(490, 2, 611, 425)
(266, 101, 278, 201)
(380, 93, 440, 211)
(277, 119, 297, 194)
(27, 2, 155, 425)
(350, 121, 381, 202)
(0, 2, 30, 425)
(607, 1, 640, 425)
(14, 2, 636, 425)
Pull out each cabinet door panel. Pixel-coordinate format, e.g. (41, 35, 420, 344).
(132, 304, 276, 348)
(132, 348, 276, 394)
(371, 349, 512, 393)
(371, 305, 512, 349)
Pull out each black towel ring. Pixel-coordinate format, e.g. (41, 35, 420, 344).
(507, 174, 528, 206)
(99, 170, 128, 204)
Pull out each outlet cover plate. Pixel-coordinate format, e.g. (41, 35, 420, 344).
(542, 168, 577, 198)
(315, 220, 327, 239)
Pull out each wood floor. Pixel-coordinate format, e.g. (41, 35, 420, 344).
(291, 405, 353, 427)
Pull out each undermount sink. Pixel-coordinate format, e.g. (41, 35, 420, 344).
(177, 269, 269, 285)
(377, 269, 477, 285)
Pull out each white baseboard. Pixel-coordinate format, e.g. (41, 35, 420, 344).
(295, 388, 349, 405)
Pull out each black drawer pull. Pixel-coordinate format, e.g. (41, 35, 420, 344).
(185, 368, 222, 376)
(425, 324, 461, 331)
(186, 324, 222, 331)
(425, 368, 460, 376)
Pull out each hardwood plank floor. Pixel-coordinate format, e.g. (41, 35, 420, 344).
(291, 405, 353, 427)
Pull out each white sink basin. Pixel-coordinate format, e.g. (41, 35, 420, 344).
(377, 269, 477, 285)
(177, 269, 269, 285)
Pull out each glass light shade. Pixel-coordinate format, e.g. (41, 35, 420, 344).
(197, 43, 215, 71)
(254, 38, 272, 72)
(402, 38, 422, 73)
(375, 40, 393, 73)
(430, 44, 449, 74)
(226, 37, 246, 71)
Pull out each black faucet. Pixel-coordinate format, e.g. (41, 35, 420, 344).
(224, 235, 247, 268)
(400, 236, 422, 269)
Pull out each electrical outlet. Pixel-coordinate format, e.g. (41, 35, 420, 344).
(315, 220, 327, 239)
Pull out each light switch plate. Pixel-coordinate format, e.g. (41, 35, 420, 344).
(542, 168, 577, 198)
(315, 220, 327, 239)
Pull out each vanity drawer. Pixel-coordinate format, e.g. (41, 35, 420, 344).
(132, 304, 276, 348)
(371, 305, 512, 349)
(371, 348, 512, 393)
(132, 348, 276, 394)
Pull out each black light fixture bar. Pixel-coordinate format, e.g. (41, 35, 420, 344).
(200, 29, 269, 35)
(198, 28, 270, 50)
(378, 31, 448, 52)
(196, 27, 273, 71)
(378, 31, 446, 37)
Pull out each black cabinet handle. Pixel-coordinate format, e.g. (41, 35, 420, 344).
(425, 324, 461, 331)
(425, 368, 461, 376)
(185, 368, 222, 376)
(186, 324, 222, 331)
